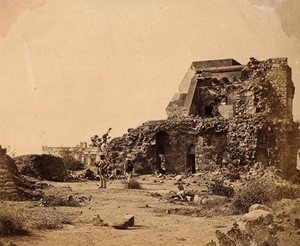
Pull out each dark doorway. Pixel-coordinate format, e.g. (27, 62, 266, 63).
(187, 144, 196, 173)
(204, 106, 213, 117)
(156, 131, 170, 172)
(255, 147, 268, 166)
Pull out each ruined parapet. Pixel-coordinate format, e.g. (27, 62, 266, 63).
(0, 146, 18, 200)
(166, 58, 242, 118)
(167, 57, 295, 120)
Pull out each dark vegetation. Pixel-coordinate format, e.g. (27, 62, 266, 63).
(207, 222, 279, 246)
(209, 180, 234, 198)
(0, 208, 30, 236)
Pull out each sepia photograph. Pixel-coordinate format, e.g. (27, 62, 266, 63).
(0, 0, 300, 245)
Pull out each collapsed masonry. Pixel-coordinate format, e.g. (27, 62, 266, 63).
(107, 58, 300, 181)
(0, 146, 19, 200)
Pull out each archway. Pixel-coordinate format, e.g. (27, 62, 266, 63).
(255, 147, 269, 166)
(186, 144, 196, 173)
(156, 131, 170, 172)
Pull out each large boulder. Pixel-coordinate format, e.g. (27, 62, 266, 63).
(201, 195, 228, 207)
(112, 215, 135, 230)
(249, 204, 273, 214)
(243, 209, 274, 225)
(15, 154, 69, 181)
(122, 215, 134, 227)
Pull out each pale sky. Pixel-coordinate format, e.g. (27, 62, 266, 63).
(0, 0, 299, 155)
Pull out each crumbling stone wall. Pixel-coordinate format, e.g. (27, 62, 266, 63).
(107, 116, 299, 180)
(238, 58, 290, 118)
(107, 119, 199, 174)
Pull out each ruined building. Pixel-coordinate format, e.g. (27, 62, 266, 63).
(107, 58, 300, 181)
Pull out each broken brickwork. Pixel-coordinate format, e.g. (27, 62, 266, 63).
(0, 146, 18, 200)
(107, 58, 300, 181)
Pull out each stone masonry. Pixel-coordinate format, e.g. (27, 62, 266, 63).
(0, 146, 18, 200)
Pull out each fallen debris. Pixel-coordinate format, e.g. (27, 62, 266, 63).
(92, 215, 108, 227)
(112, 215, 135, 230)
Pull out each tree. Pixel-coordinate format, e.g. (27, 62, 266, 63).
(90, 128, 112, 152)
(6, 145, 16, 158)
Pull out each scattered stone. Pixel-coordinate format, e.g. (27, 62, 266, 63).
(93, 215, 108, 226)
(175, 175, 183, 182)
(186, 196, 192, 202)
(0, 239, 18, 246)
(157, 173, 164, 178)
(193, 194, 201, 205)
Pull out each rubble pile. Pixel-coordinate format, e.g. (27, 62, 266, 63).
(63, 155, 85, 171)
(15, 154, 70, 182)
(39, 195, 81, 207)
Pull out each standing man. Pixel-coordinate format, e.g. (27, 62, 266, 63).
(159, 154, 166, 174)
(124, 158, 134, 188)
(96, 155, 110, 188)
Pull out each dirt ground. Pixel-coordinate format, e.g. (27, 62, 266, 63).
(0, 175, 299, 246)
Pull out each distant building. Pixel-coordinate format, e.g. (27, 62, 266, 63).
(42, 142, 100, 166)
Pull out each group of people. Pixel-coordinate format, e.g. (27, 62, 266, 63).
(94, 155, 134, 189)
(95, 153, 167, 188)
